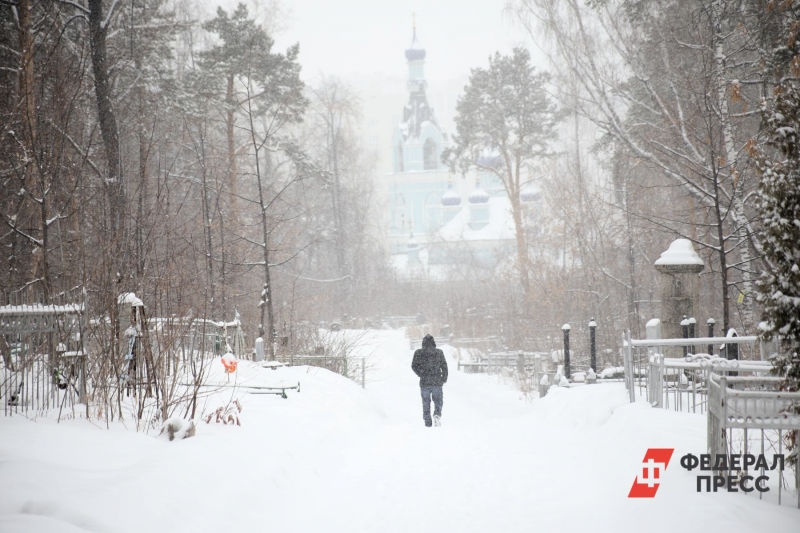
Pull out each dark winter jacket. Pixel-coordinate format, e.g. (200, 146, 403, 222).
(411, 334, 448, 387)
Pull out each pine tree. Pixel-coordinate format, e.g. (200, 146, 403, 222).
(755, 84, 800, 393)
(442, 48, 560, 303)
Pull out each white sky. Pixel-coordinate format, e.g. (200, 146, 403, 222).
(205, 0, 554, 172)
(269, 0, 543, 85)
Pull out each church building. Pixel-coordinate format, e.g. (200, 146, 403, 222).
(386, 26, 543, 281)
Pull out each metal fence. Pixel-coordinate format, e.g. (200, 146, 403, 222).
(450, 336, 502, 352)
(456, 351, 546, 374)
(275, 354, 366, 388)
(1, 299, 87, 417)
(646, 354, 773, 414)
(622, 333, 761, 408)
(1, 288, 249, 419)
(622, 332, 800, 508)
(707, 373, 800, 507)
(278, 354, 348, 374)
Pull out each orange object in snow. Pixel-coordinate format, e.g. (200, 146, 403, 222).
(221, 357, 238, 373)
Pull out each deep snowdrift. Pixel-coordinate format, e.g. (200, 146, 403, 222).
(0, 330, 796, 533)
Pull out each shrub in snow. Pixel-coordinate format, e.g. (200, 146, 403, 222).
(558, 375, 569, 387)
(160, 418, 196, 441)
(204, 399, 242, 426)
(754, 83, 800, 396)
(598, 367, 624, 380)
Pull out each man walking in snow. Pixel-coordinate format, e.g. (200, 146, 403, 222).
(411, 334, 448, 427)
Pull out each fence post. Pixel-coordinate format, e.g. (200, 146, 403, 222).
(589, 318, 597, 372)
(717, 375, 728, 457)
(725, 329, 739, 377)
(725, 329, 739, 361)
(681, 316, 689, 357)
(688, 317, 696, 355)
(562, 324, 571, 380)
(622, 332, 628, 393)
(625, 330, 635, 403)
(707, 318, 715, 355)
(659, 354, 666, 409)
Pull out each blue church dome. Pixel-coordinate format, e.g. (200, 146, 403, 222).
(521, 184, 540, 203)
(441, 182, 461, 206)
(405, 29, 426, 61)
(475, 154, 502, 170)
(469, 179, 490, 204)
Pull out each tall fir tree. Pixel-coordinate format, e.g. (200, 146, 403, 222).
(755, 84, 800, 394)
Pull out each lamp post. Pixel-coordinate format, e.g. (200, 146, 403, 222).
(562, 323, 571, 380)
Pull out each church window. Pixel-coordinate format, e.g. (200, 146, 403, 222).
(423, 138, 438, 170)
(393, 194, 406, 232)
(396, 143, 404, 172)
(425, 193, 442, 232)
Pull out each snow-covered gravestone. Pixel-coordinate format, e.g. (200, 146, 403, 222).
(255, 337, 265, 362)
(654, 239, 704, 357)
(117, 292, 144, 332)
(539, 373, 550, 397)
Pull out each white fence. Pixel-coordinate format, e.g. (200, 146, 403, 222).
(456, 351, 546, 374)
(622, 333, 761, 409)
(646, 354, 773, 414)
(622, 332, 800, 508)
(707, 373, 800, 507)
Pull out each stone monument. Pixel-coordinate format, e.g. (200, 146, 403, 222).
(654, 239, 704, 356)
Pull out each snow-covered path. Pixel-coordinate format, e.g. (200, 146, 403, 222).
(0, 330, 797, 533)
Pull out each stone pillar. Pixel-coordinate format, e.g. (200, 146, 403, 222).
(654, 239, 704, 357)
(645, 318, 661, 358)
(255, 337, 265, 362)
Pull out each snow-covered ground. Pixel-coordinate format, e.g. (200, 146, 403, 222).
(0, 329, 797, 532)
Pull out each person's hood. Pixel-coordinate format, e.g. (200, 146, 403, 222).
(422, 334, 436, 350)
